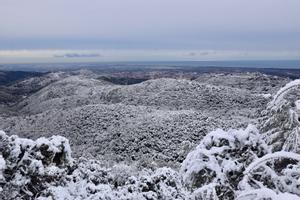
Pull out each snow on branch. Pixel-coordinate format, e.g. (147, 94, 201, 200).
(269, 79, 300, 109)
(236, 188, 300, 200)
(244, 151, 300, 175)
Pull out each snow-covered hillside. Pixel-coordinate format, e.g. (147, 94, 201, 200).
(195, 72, 289, 94)
(0, 72, 278, 167)
(17, 76, 268, 114)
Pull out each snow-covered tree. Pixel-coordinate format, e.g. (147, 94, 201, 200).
(260, 79, 300, 153)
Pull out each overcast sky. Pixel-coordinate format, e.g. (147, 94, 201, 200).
(1, 0, 300, 63)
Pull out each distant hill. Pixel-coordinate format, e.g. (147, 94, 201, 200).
(0, 70, 44, 85)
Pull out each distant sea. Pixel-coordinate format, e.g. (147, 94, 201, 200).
(0, 60, 300, 72)
(148, 60, 300, 69)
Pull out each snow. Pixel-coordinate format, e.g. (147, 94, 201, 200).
(269, 79, 300, 108)
(259, 93, 272, 98)
(190, 183, 218, 200)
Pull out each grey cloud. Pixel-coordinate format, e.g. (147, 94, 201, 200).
(186, 51, 217, 57)
(187, 52, 197, 57)
(1, 0, 300, 53)
(54, 53, 102, 58)
(199, 52, 210, 56)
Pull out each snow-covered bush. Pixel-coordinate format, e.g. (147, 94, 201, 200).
(180, 128, 300, 199)
(38, 161, 186, 200)
(0, 130, 73, 199)
(180, 125, 269, 199)
(38, 164, 186, 200)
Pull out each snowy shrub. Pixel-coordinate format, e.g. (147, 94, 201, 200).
(40, 165, 186, 200)
(260, 79, 300, 152)
(180, 125, 270, 199)
(0, 130, 73, 199)
(110, 164, 138, 188)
